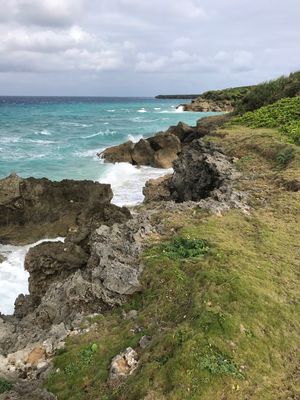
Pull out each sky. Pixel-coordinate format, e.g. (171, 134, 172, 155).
(0, 0, 299, 96)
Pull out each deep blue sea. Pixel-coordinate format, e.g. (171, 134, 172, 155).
(0, 96, 215, 204)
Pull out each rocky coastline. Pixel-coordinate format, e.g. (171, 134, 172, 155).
(0, 114, 248, 399)
(178, 97, 235, 112)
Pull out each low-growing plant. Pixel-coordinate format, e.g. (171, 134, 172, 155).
(0, 377, 13, 394)
(196, 346, 245, 380)
(161, 237, 209, 260)
(64, 343, 98, 376)
(276, 147, 295, 168)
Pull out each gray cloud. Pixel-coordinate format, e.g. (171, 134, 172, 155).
(0, 0, 299, 95)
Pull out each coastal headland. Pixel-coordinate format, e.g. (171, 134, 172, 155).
(0, 72, 299, 400)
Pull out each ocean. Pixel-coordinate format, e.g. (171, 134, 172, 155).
(0, 96, 216, 314)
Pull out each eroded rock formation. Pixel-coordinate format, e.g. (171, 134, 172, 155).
(99, 122, 203, 168)
(0, 174, 114, 244)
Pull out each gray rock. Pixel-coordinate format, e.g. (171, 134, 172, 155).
(139, 335, 151, 349)
(109, 347, 139, 383)
(132, 139, 155, 166)
(170, 139, 235, 202)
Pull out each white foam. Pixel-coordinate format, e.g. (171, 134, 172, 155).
(100, 163, 172, 206)
(137, 108, 147, 113)
(107, 109, 115, 112)
(127, 134, 143, 143)
(80, 132, 103, 139)
(0, 237, 64, 315)
(74, 148, 100, 159)
(34, 129, 52, 136)
(154, 107, 161, 110)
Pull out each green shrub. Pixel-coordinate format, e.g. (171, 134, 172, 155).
(161, 237, 209, 260)
(0, 378, 13, 394)
(231, 96, 300, 144)
(276, 148, 295, 168)
(235, 71, 300, 113)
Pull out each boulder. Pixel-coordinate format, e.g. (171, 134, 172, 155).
(99, 127, 184, 169)
(131, 139, 155, 166)
(166, 121, 195, 142)
(143, 175, 172, 203)
(99, 141, 134, 164)
(109, 347, 139, 383)
(25, 241, 89, 305)
(170, 139, 235, 202)
(148, 133, 181, 168)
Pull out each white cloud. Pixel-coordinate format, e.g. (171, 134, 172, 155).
(0, 0, 299, 94)
(135, 50, 216, 73)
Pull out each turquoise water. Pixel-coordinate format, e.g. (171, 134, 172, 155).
(0, 97, 216, 204)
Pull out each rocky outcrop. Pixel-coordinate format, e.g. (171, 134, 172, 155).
(0, 381, 56, 400)
(180, 97, 234, 112)
(0, 174, 114, 245)
(99, 123, 192, 169)
(170, 140, 235, 202)
(97, 141, 134, 164)
(143, 175, 172, 203)
(0, 209, 154, 357)
(143, 137, 248, 213)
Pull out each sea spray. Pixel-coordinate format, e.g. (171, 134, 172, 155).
(0, 238, 64, 315)
(100, 162, 173, 206)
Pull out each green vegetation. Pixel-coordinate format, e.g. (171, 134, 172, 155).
(201, 85, 253, 105)
(46, 126, 300, 400)
(235, 71, 300, 113)
(0, 377, 13, 394)
(160, 237, 209, 260)
(231, 96, 300, 144)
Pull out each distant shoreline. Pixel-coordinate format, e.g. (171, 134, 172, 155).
(155, 94, 201, 99)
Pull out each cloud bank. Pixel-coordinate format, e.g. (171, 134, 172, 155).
(0, 0, 299, 95)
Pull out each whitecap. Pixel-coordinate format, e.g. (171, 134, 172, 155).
(154, 107, 161, 110)
(107, 109, 115, 112)
(100, 163, 172, 207)
(60, 122, 92, 127)
(28, 139, 57, 144)
(73, 149, 100, 159)
(34, 129, 52, 136)
(0, 237, 64, 315)
(137, 108, 147, 113)
(80, 132, 103, 139)
(127, 134, 143, 143)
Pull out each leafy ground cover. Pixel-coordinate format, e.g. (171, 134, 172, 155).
(231, 96, 300, 144)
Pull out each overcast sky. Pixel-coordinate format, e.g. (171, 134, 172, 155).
(0, 0, 299, 96)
